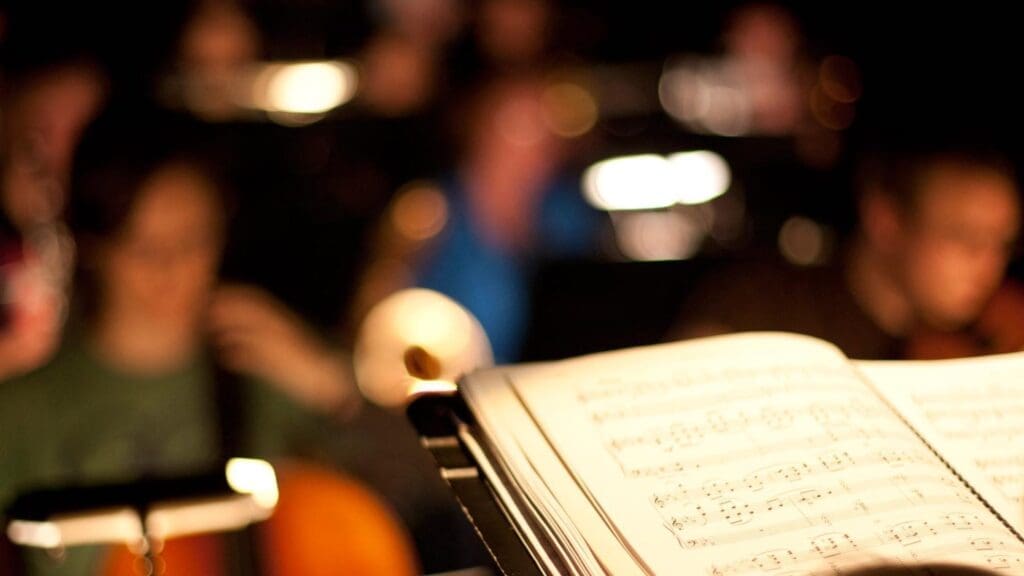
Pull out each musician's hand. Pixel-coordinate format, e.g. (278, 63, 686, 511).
(207, 284, 360, 417)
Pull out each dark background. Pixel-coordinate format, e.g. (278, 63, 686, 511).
(5, 1, 1021, 358)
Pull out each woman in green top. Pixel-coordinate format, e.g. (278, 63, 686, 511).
(0, 108, 361, 575)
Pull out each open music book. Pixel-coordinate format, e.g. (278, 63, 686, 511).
(450, 332, 1024, 575)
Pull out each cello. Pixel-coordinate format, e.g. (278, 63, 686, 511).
(99, 461, 419, 576)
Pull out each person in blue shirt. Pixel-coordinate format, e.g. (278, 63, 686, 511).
(415, 74, 602, 363)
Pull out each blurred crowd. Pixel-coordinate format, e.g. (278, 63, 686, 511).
(0, 1, 1021, 575)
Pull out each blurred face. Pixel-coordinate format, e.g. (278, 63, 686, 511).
(724, 4, 800, 64)
(469, 79, 564, 192)
(898, 164, 1020, 329)
(98, 164, 223, 325)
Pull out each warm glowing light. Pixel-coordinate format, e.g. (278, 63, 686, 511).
(7, 520, 62, 549)
(146, 495, 270, 539)
(542, 82, 599, 138)
(391, 182, 449, 242)
(697, 84, 751, 137)
(668, 150, 732, 205)
(778, 216, 832, 266)
(225, 458, 279, 509)
(659, 59, 753, 136)
(583, 151, 732, 211)
(253, 60, 358, 115)
(7, 508, 143, 548)
(583, 154, 678, 211)
(354, 289, 492, 408)
(408, 379, 459, 399)
(6, 463, 279, 550)
(613, 211, 704, 261)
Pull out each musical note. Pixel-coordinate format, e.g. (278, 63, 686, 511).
(817, 450, 856, 472)
(666, 502, 710, 531)
(943, 512, 986, 531)
(501, 334, 1024, 575)
(809, 531, 858, 558)
(711, 547, 801, 574)
(703, 478, 737, 499)
(883, 520, 938, 547)
(984, 553, 1024, 570)
(866, 361, 1024, 515)
(888, 474, 928, 505)
(970, 536, 1007, 551)
(877, 448, 929, 468)
(620, 430, 904, 479)
(577, 366, 854, 406)
(607, 423, 707, 454)
(751, 548, 799, 570)
(718, 498, 755, 526)
(674, 534, 716, 550)
(651, 483, 690, 509)
(744, 463, 814, 492)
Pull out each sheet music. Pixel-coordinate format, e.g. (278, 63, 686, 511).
(462, 366, 647, 575)
(484, 333, 1024, 575)
(858, 353, 1024, 537)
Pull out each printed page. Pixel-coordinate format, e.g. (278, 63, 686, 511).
(462, 365, 647, 575)
(486, 333, 1024, 575)
(858, 353, 1024, 537)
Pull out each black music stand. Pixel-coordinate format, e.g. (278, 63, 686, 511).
(408, 387, 550, 576)
(3, 458, 277, 576)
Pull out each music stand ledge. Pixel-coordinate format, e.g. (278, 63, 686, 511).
(4, 458, 278, 576)
(408, 385, 555, 576)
